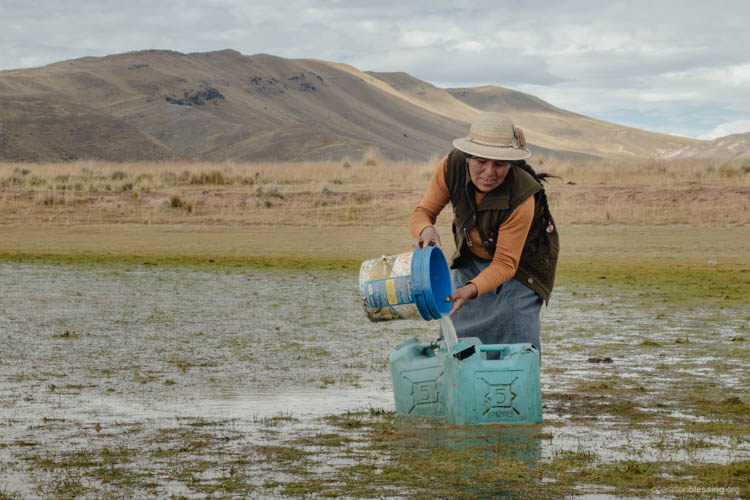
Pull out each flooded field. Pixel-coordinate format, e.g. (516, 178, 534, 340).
(1, 260, 748, 498)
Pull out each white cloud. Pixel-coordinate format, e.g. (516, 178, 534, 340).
(401, 30, 442, 48)
(353, 20, 380, 35)
(698, 120, 750, 140)
(453, 41, 485, 52)
(705, 63, 750, 86)
(727, 64, 750, 85)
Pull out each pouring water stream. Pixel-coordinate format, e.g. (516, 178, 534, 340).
(440, 314, 459, 352)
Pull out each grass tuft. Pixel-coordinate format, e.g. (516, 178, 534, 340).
(169, 193, 183, 208)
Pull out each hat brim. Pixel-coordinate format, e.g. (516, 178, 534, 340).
(453, 137, 531, 161)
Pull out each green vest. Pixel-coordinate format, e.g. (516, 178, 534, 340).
(444, 149, 559, 303)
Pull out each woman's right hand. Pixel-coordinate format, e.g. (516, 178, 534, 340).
(413, 226, 442, 248)
(446, 283, 478, 315)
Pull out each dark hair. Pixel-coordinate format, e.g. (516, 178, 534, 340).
(512, 160, 558, 241)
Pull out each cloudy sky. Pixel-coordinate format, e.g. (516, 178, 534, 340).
(3, 0, 749, 139)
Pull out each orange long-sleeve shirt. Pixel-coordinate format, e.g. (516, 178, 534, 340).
(409, 154, 535, 296)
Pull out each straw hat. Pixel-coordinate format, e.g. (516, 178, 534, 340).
(453, 112, 531, 161)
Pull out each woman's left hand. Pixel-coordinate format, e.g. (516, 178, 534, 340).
(446, 283, 478, 315)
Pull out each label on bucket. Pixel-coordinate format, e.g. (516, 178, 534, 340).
(359, 252, 412, 283)
(361, 276, 421, 321)
(362, 301, 421, 321)
(385, 279, 398, 304)
(360, 252, 421, 321)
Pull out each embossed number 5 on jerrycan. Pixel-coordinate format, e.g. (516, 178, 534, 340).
(359, 246, 453, 322)
(443, 343, 542, 426)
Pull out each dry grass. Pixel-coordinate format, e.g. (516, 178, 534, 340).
(535, 155, 750, 185)
(537, 157, 750, 225)
(0, 158, 748, 229)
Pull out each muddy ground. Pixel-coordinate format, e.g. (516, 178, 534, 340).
(0, 260, 748, 499)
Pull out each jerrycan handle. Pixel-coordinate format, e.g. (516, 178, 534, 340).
(478, 345, 510, 360)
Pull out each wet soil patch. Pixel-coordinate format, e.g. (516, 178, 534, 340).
(0, 260, 747, 497)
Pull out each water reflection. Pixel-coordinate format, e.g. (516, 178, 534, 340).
(418, 421, 542, 464)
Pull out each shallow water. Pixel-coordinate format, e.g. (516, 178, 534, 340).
(1, 261, 748, 497)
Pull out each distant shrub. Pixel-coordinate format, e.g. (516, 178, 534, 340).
(169, 193, 184, 208)
(135, 173, 153, 184)
(350, 192, 372, 203)
(110, 170, 127, 181)
(28, 175, 46, 186)
(160, 171, 178, 184)
(362, 147, 380, 166)
(718, 162, 750, 178)
(1, 174, 25, 187)
(239, 177, 255, 185)
(256, 185, 283, 199)
(36, 191, 65, 206)
(189, 170, 229, 185)
(41, 194, 57, 206)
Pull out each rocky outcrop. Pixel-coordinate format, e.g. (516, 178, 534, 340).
(164, 87, 225, 106)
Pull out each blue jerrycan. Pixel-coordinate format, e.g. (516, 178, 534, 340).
(389, 337, 484, 418)
(443, 343, 542, 426)
(388, 338, 446, 418)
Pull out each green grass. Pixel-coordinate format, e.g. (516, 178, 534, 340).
(557, 261, 750, 305)
(0, 252, 362, 271)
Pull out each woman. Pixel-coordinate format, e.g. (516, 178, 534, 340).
(409, 112, 559, 349)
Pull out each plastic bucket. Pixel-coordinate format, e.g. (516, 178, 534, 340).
(359, 246, 452, 322)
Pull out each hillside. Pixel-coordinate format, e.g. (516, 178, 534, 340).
(663, 132, 750, 163)
(0, 50, 470, 162)
(0, 97, 184, 162)
(0, 49, 738, 163)
(446, 87, 696, 159)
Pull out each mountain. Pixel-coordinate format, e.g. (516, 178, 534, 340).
(0, 50, 469, 162)
(0, 49, 741, 163)
(445, 87, 699, 160)
(662, 132, 750, 163)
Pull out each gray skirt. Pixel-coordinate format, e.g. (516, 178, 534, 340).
(443, 254, 543, 350)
